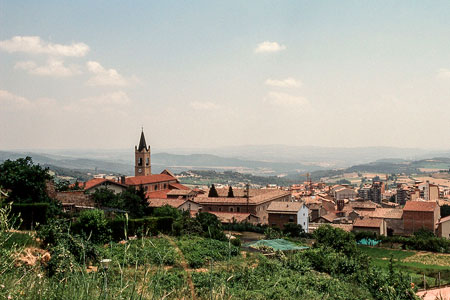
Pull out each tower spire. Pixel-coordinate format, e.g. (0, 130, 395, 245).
(138, 129, 147, 151)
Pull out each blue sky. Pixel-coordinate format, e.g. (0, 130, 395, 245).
(1, 1, 450, 150)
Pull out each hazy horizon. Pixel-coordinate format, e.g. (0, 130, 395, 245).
(2, 1, 450, 150)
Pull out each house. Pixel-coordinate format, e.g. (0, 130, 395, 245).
(403, 201, 440, 234)
(334, 187, 357, 201)
(353, 218, 387, 236)
(267, 201, 309, 232)
(195, 188, 291, 224)
(207, 212, 259, 224)
(147, 199, 200, 212)
(437, 215, 450, 239)
(81, 178, 128, 194)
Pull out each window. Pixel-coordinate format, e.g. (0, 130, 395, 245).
(237, 207, 240, 212)
(144, 186, 148, 191)
(146, 158, 149, 166)
(219, 207, 222, 212)
(229, 207, 234, 212)
(138, 158, 142, 166)
(164, 184, 167, 189)
(154, 184, 158, 191)
(289, 215, 294, 222)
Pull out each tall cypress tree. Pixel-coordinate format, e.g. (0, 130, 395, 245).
(227, 186, 234, 198)
(208, 184, 219, 197)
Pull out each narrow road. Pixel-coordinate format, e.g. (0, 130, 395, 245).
(165, 236, 196, 300)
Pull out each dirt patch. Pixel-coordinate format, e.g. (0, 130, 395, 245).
(16, 247, 50, 267)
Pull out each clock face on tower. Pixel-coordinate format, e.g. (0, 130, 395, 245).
(138, 168, 142, 173)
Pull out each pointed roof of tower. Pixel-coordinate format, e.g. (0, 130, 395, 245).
(138, 129, 147, 151)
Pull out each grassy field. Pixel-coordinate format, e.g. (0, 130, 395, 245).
(359, 246, 450, 288)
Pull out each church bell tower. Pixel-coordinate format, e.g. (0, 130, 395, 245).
(135, 129, 151, 176)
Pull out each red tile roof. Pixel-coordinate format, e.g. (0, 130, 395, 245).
(125, 174, 177, 186)
(438, 215, 450, 224)
(195, 189, 290, 205)
(169, 183, 190, 190)
(75, 178, 127, 191)
(148, 199, 187, 208)
(146, 190, 170, 199)
(404, 201, 438, 212)
(267, 201, 304, 213)
(353, 218, 383, 228)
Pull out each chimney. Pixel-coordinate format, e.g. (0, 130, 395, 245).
(120, 175, 126, 184)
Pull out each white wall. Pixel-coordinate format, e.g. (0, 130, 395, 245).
(297, 205, 309, 233)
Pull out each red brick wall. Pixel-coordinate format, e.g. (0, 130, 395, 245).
(403, 211, 437, 234)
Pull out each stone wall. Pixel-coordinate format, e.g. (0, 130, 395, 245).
(56, 191, 95, 207)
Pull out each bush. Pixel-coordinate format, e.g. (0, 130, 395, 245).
(313, 225, 357, 256)
(282, 223, 304, 238)
(264, 227, 282, 239)
(178, 237, 239, 268)
(72, 209, 111, 244)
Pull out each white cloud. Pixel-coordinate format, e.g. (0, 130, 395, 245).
(0, 89, 56, 110)
(437, 68, 450, 79)
(15, 58, 81, 77)
(64, 91, 132, 116)
(255, 41, 286, 53)
(86, 61, 130, 87)
(265, 77, 302, 88)
(0, 89, 30, 109)
(190, 101, 220, 110)
(0, 36, 89, 57)
(264, 91, 308, 107)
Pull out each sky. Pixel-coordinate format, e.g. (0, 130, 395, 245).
(1, 1, 450, 150)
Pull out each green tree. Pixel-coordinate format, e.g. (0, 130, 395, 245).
(283, 223, 304, 237)
(196, 212, 226, 240)
(313, 224, 357, 256)
(119, 187, 149, 218)
(154, 204, 181, 219)
(0, 157, 52, 203)
(208, 184, 219, 197)
(91, 187, 119, 208)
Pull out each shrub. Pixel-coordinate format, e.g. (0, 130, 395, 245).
(264, 227, 282, 239)
(282, 223, 304, 237)
(72, 209, 111, 244)
(178, 237, 239, 268)
(153, 205, 181, 219)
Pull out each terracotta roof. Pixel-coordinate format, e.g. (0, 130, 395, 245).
(194, 189, 290, 205)
(330, 224, 353, 232)
(320, 212, 337, 223)
(438, 215, 450, 224)
(267, 201, 304, 213)
(148, 198, 186, 208)
(167, 189, 194, 196)
(353, 218, 383, 228)
(125, 174, 177, 186)
(368, 208, 403, 219)
(208, 212, 256, 223)
(169, 183, 190, 190)
(350, 201, 379, 209)
(146, 190, 170, 199)
(77, 178, 128, 191)
(404, 201, 438, 212)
